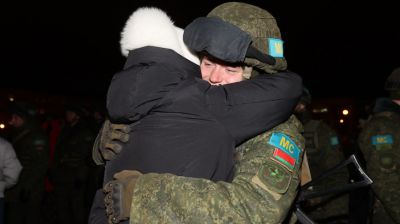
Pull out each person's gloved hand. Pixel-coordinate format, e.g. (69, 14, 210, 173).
(92, 119, 131, 165)
(103, 170, 142, 224)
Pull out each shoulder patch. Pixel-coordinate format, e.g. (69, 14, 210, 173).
(268, 132, 301, 171)
(330, 136, 339, 146)
(254, 160, 291, 194)
(268, 38, 284, 58)
(371, 135, 393, 145)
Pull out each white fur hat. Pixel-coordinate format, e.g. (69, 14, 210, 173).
(120, 7, 199, 65)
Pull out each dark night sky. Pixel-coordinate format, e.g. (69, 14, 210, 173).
(1, 0, 399, 100)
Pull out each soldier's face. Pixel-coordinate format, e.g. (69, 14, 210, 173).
(200, 56, 244, 85)
(9, 114, 24, 128)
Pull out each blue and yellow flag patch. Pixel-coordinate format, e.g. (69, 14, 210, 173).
(268, 38, 284, 58)
(372, 135, 393, 145)
(268, 132, 301, 171)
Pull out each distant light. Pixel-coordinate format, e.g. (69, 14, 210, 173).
(0, 124, 5, 129)
(342, 109, 349, 115)
(312, 107, 329, 113)
(339, 119, 344, 124)
(9, 97, 14, 102)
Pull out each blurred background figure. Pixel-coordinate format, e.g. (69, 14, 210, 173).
(295, 88, 350, 223)
(4, 102, 49, 224)
(49, 103, 95, 224)
(84, 103, 105, 219)
(358, 67, 400, 224)
(88, 104, 106, 133)
(0, 136, 22, 224)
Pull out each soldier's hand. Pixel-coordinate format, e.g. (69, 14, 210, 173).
(103, 170, 142, 224)
(92, 119, 131, 164)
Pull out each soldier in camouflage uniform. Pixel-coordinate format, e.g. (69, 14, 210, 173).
(358, 67, 400, 224)
(124, 115, 304, 224)
(51, 104, 95, 224)
(294, 88, 349, 222)
(5, 102, 49, 224)
(93, 2, 307, 224)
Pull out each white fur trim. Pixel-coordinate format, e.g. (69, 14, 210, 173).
(120, 7, 181, 56)
(175, 27, 200, 65)
(120, 7, 198, 65)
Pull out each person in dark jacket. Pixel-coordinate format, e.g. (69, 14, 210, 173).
(51, 104, 95, 224)
(104, 7, 301, 185)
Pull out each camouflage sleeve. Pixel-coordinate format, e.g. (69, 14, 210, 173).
(357, 119, 380, 162)
(130, 115, 305, 224)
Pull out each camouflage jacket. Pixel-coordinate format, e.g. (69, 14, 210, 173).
(302, 119, 349, 219)
(358, 98, 400, 223)
(129, 115, 305, 224)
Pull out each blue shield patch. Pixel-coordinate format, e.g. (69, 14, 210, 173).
(268, 38, 284, 58)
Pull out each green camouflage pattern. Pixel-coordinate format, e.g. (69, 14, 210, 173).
(303, 120, 349, 220)
(129, 116, 305, 224)
(207, 2, 287, 72)
(358, 110, 400, 223)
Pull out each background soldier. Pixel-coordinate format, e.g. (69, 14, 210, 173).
(50, 103, 95, 224)
(358, 67, 400, 224)
(294, 88, 349, 222)
(93, 2, 307, 224)
(5, 102, 49, 224)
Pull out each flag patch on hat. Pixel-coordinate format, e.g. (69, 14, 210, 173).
(268, 132, 301, 171)
(372, 135, 393, 145)
(268, 38, 284, 58)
